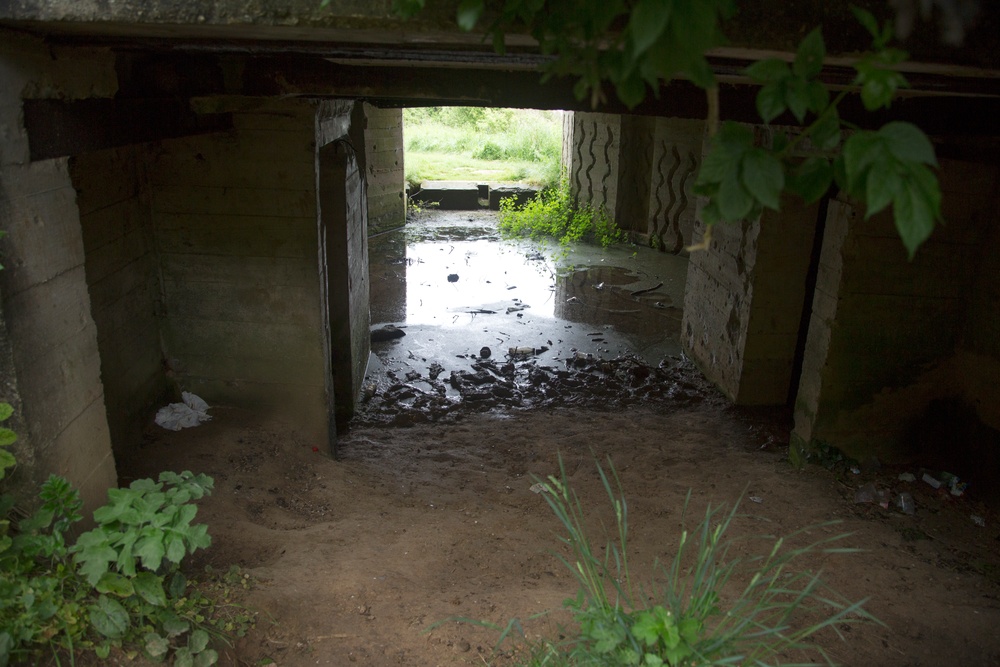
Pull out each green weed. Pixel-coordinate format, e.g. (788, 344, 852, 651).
(488, 457, 880, 666)
(0, 425, 252, 667)
(498, 180, 627, 248)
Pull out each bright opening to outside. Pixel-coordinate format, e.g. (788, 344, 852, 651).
(402, 106, 563, 190)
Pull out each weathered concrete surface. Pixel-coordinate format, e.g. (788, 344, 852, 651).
(0, 32, 118, 514)
(488, 184, 538, 210)
(791, 160, 1000, 463)
(152, 101, 328, 441)
(566, 112, 620, 221)
(682, 191, 818, 406)
(318, 100, 371, 429)
(1, 0, 998, 72)
(71, 144, 168, 462)
(353, 103, 404, 235)
(645, 117, 705, 252)
(414, 181, 480, 210)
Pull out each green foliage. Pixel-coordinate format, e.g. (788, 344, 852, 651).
(0, 403, 16, 481)
(697, 13, 942, 256)
(498, 180, 626, 248)
(445, 0, 734, 108)
(492, 458, 878, 666)
(403, 107, 562, 187)
(0, 450, 244, 667)
(395, 1, 945, 257)
(72, 471, 213, 586)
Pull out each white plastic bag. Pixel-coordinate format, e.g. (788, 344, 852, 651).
(154, 392, 212, 431)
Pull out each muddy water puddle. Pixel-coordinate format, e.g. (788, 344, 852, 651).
(358, 209, 711, 426)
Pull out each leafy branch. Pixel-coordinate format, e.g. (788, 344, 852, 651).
(390, 1, 944, 257)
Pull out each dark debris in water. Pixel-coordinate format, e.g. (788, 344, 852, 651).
(351, 354, 723, 428)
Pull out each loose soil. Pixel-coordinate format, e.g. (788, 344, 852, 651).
(122, 400, 1000, 667)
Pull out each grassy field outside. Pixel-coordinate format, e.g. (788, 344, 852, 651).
(403, 106, 562, 189)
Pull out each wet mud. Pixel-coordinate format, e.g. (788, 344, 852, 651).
(358, 209, 704, 427)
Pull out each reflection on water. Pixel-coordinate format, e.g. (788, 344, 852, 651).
(367, 210, 687, 374)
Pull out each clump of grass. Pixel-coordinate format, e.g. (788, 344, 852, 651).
(498, 180, 627, 248)
(487, 457, 881, 666)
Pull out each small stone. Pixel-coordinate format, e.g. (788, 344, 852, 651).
(480, 346, 491, 359)
(447, 273, 459, 282)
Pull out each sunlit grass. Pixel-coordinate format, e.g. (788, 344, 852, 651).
(404, 107, 562, 189)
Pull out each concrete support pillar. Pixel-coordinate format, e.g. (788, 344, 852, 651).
(0, 35, 119, 513)
(682, 193, 819, 406)
(567, 112, 705, 252)
(645, 118, 706, 253)
(317, 101, 371, 435)
(351, 102, 405, 236)
(566, 112, 622, 217)
(791, 160, 1000, 464)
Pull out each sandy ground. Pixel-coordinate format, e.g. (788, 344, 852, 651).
(122, 402, 1000, 667)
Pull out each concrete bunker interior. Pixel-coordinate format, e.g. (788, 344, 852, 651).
(2, 3, 1000, 519)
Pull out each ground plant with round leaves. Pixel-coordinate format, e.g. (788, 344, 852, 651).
(384, 0, 945, 258)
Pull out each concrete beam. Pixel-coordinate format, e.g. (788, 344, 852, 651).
(23, 98, 231, 160)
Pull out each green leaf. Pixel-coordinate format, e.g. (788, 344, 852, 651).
(160, 611, 191, 638)
(0, 403, 13, 422)
(851, 5, 881, 39)
(168, 571, 188, 599)
(718, 173, 754, 221)
(810, 108, 841, 151)
(893, 185, 936, 259)
(785, 77, 811, 123)
(194, 649, 219, 667)
(0, 428, 15, 448)
(0, 449, 15, 479)
(135, 533, 166, 571)
(95, 572, 135, 597)
(793, 28, 825, 79)
(189, 628, 210, 653)
(741, 149, 785, 210)
(878, 122, 938, 166)
(806, 79, 830, 113)
(865, 165, 902, 218)
(746, 58, 790, 84)
(755, 82, 787, 123)
(842, 131, 884, 193)
(89, 595, 129, 639)
(175, 647, 194, 667)
(185, 523, 212, 551)
(788, 157, 833, 203)
(144, 632, 169, 659)
(630, 0, 672, 56)
(615, 75, 647, 109)
(684, 57, 716, 90)
(165, 534, 187, 565)
(456, 0, 483, 31)
(134, 571, 168, 607)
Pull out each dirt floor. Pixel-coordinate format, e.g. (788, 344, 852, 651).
(122, 398, 1000, 667)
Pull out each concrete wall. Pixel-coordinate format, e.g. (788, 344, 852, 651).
(791, 160, 999, 463)
(645, 118, 705, 253)
(151, 101, 328, 440)
(318, 100, 371, 429)
(71, 145, 167, 461)
(353, 103, 404, 236)
(567, 112, 621, 218)
(568, 112, 705, 252)
(682, 195, 819, 405)
(0, 34, 118, 513)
